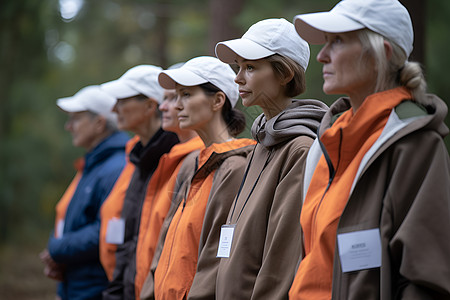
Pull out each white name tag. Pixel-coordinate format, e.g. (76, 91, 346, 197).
(105, 218, 125, 244)
(217, 224, 236, 258)
(337, 228, 382, 273)
(56, 220, 64, 239)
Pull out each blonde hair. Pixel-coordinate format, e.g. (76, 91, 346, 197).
(265, 54, 306, 98)
(358, 29, 427, 102)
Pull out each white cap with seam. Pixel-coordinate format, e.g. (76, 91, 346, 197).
(215, 18, 310, 71)
(293, 0, 413, 57)
(101, 65, 165, 104)
(57, 85, 118, 124)
(158, 56, 239, 107)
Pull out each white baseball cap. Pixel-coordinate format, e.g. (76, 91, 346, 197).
(215, 18, 310, 71)
(294, 0, 413, 57)
(101, 65, 165, 104)
(57, 85, 118, 124)
(158, 56, 239, 107)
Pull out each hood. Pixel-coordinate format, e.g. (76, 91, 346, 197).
(251, 99, 328, 148)
(317, 97, 352, 137)
(422, 93, 449, 138)
(84, 131, 129, 171)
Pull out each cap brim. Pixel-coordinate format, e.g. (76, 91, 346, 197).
(215, 38, 275, 64)
(100, 80, 141, 99)
(56, 97, 87, 113)
(158, 69, 207, 89)
(294, 12, 364, 44)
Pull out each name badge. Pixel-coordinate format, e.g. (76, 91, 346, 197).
(56, 220, 64, 238)
(217, 224, 236, 258)
(106, 218, 125, 244)
(337, 228, 382, 273)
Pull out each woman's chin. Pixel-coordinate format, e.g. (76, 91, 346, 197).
(241, 97, 255, 107)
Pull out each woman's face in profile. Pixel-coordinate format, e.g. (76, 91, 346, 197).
(174, 85, 214, 132)
(317, 31, 377, 103)
(159, 89, 180, 133)
(234, 56, 283, 109)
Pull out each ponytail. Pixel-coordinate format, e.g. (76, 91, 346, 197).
(358, 29, 427, 102)
(199, 82, 246, 137)
(221, 100, 246, 137)
(398, 61, 427, 101)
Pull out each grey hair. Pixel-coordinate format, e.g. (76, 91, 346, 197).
(358, 29, 427, 102)
(104, 119, 119, 133)
(86, 111, 119, 133)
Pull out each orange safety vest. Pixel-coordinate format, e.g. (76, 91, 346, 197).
(154, 139, 254, 300)
(289, 87, 411, 299)
(99, 135, 140, 280)
(54, 158, 84, 238)
(135, 136, 204, 298)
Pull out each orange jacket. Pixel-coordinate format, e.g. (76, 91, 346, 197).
(290, 88, 410, 299)
(99, 135, 140, 281)
(134, 136, 204, 298)
(54, 158, 84, 238)
(154, 139, 255, 300)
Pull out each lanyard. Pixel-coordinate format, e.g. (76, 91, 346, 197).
(228, 145, 273, 224)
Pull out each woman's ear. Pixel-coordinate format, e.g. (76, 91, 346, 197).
(211, 91, 226, 112)
(383, 40, 393, 61)
(280, 68, 294, 86)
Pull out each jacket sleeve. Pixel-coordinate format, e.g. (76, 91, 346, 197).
(187, 156, 248, 300)
(48, 220, 101, 264)
(249, 144, 308, 300)
(387, 131, 450, 299)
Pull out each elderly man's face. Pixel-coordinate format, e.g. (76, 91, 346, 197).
(65, 111, 102, 150)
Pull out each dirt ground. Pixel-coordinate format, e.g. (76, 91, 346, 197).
(0, 237, 57, 300)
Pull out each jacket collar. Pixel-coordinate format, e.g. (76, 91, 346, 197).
(304, 88, 448, 201)
(194, 138, 255, 180)
(251, 99, 328, 148)
(84, 131, 129, 171)
(165, 136, 204, 161)
(129, 128, 179, 177)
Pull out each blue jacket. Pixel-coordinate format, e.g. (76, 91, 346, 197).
(48, 131, 129, 300)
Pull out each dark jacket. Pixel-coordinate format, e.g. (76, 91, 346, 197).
(48, 131, 129, 300)
(103, 128, 179, 300)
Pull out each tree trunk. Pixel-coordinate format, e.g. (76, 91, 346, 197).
(208, 0, 245, 56)
(155, 2, 171, 68)
(401, 0, 426, 64)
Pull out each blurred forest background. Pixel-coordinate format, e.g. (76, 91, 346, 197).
(1, 0, 449, 298)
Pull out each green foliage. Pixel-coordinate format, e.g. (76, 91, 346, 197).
(426, 0, 450, 149)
